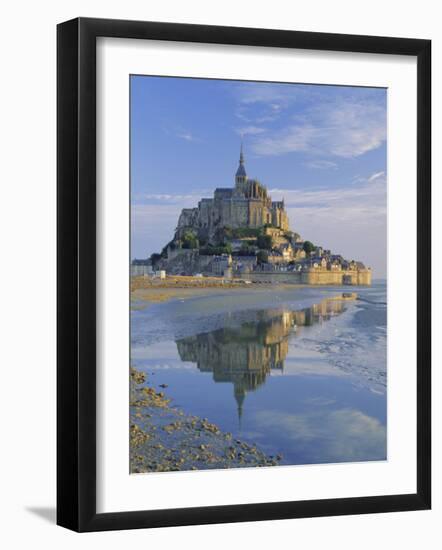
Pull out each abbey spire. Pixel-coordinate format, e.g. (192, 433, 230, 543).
(235, 141, 247, 186)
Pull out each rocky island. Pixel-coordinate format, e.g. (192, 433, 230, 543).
(136, 145, 371, 286)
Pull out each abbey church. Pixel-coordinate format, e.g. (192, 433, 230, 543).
(175, 145, 289, 243)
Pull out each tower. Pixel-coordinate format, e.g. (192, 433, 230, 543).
(234, 383, 246, 429)
(235, 141, 247, 187)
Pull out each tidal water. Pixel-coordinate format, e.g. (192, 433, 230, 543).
(131, 281, 387, 466)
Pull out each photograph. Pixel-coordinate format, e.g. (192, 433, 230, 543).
(129, 76, 387, 474)
(0, 0, 434, 541)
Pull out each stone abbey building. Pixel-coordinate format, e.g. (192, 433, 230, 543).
(144, 144, 371, 286)
(176, 144, 289, 243)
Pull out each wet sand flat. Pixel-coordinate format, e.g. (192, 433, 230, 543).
(130, 282, 387, 469)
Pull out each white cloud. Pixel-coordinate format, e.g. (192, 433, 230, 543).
(253, 408, 386, 462)
(305, 160, 338, 170)
(236, 126, 266, 136)
(162, 124, 200, 143)
(234, 83, 305, 125)
(368, 171, 385, 182)
(245, 98, 386, 159)
(253, 100, 385, 158)
(269, 172, 386, 210)
(234, 84, 386, 160)
(176, 132, 196, 142)
(235, 83, 302, 106)
(135, 193, 203, 204)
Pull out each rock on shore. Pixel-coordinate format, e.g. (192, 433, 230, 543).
(130, 367, 281, 473)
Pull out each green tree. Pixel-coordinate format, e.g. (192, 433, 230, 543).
(150, 253, 161, 265)
(230, 227, 261, 239)
(223, 226, 233, 239)
(303, 240, 315, 255)
(257, 234, 273, 250)
(182, 231, 199, 249)
(257, 250, 268, 264)
(237, 243, 253, 256)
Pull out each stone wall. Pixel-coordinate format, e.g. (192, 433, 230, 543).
(240, 269, 371, 286)
(159, 249, 213, 275)
(356, 270, 372, 285)
(242, 272, 303, 284)
(301, 269, 372, 285)
(222, 198, 249, 228)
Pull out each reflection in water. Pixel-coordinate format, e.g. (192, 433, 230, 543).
(176, 294, 355, 421)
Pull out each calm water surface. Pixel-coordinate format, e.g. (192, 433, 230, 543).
(131, 281, 387, 466)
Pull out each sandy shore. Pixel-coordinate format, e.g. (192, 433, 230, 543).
(132, 285, 254, 307)
(131, 274, 260, 291)
(131, 274, 274, 306)
(131, 275, 357, 308)
(130, 367, 281, 473)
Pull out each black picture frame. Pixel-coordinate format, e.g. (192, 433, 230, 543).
(57, 17, 431, 532)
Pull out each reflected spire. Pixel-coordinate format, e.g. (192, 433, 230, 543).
(234, 385, 246, 429)
(175, 297, 353, 420)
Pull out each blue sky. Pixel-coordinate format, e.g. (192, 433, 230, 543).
(131, 76, 387, 277)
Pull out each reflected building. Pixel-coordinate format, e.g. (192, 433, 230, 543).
(176, 295, 352, 421)
(291, 295, 351, 327)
